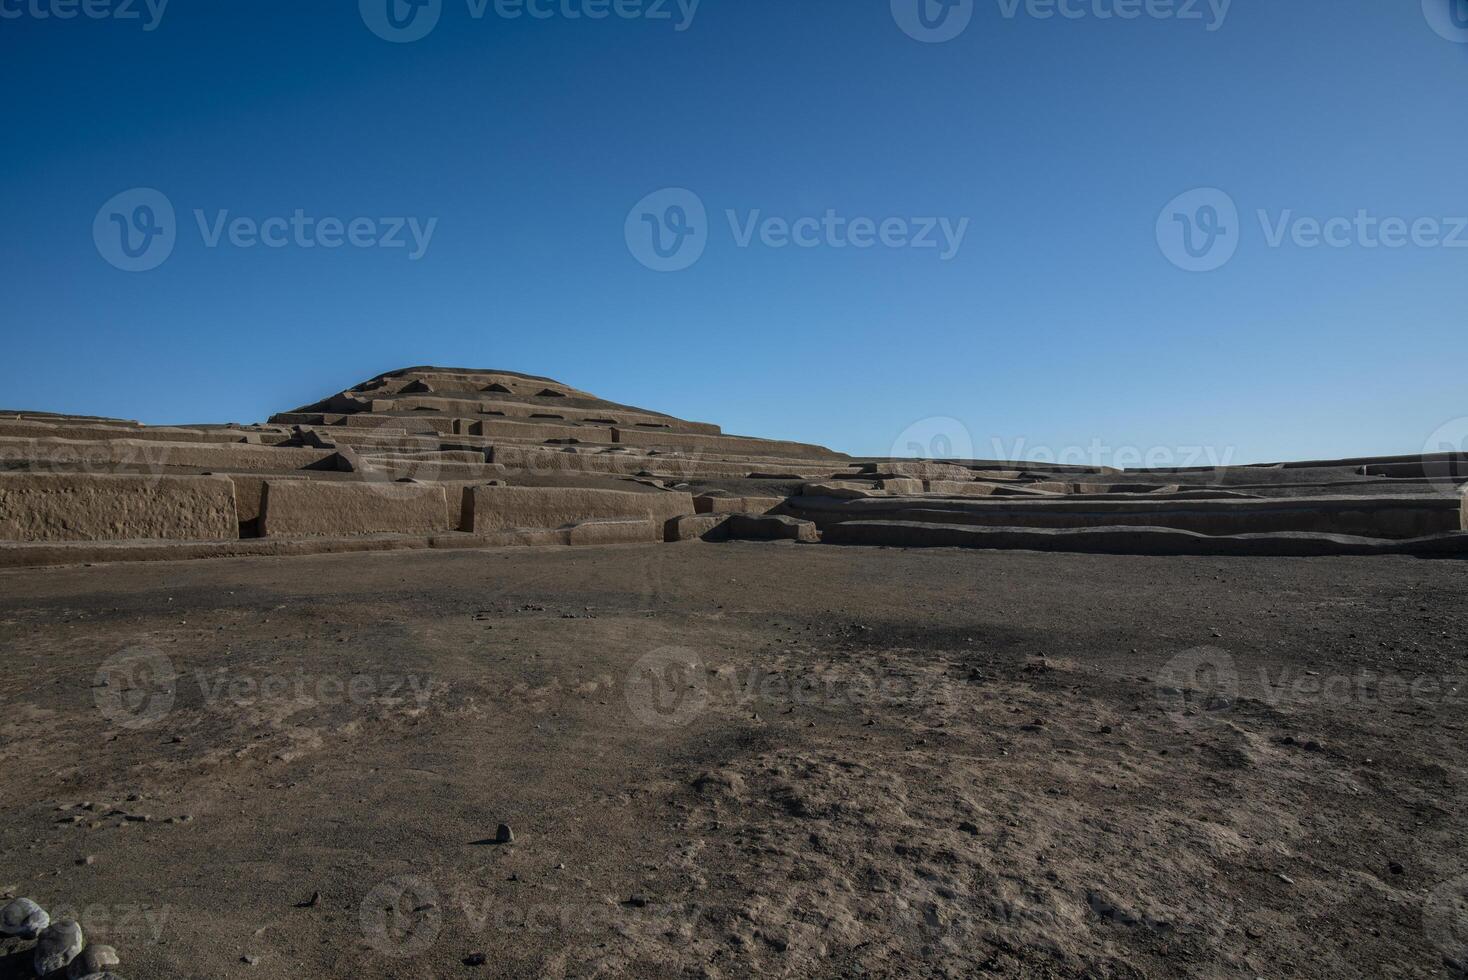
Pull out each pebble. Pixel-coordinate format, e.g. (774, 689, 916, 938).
(495, 824, 514, 844)
(67, 944, 120, 979)
(464, 952, 487, 966)
(958, 821, 980, 835)
(34, 919, 85, 976)
(0, 896, 49, 939)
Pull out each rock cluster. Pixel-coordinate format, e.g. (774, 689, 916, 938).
(0, 897, 123, 978)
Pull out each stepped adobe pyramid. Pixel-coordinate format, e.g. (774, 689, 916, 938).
(0, 366, 1464, 565)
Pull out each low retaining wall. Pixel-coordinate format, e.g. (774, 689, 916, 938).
(464, 485, 695, 533)
(694, 495, 785, 514)
(260, 481, 451, 537)
(0, 473, 238, 542)
(823, 520, 1468, 557)
(788, 494, 1463, 540)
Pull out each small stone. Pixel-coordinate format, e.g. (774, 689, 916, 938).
(958, 821, 980, 835)
(67, 943, 120, 979)
(463, 952, 487, 966)
(495, 824, 514, 844)
(625, 896, 649, 908)
(77, 855, 96, 866)
(1388, 861, 1404, 875)
(0, 897, 49, 939)
(242, 953, 260, 965)
(34, 919, 84, 975)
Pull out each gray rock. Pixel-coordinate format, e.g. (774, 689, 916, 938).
(0, 897, 49, 939)
(34, 918, 84, 975)
(68, 944, 120, 979)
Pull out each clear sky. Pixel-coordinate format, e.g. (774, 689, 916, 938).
(3, 0, 1466, 465)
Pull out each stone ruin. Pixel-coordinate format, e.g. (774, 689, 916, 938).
(0, 366, 1465, 566)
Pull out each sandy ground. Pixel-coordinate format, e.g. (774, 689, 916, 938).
(0, 542, 1465, 979)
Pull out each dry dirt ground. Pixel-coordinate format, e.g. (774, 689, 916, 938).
(0, 542, 1465, 979)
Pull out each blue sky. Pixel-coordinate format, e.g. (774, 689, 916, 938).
(3, 0, 1466, 465)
